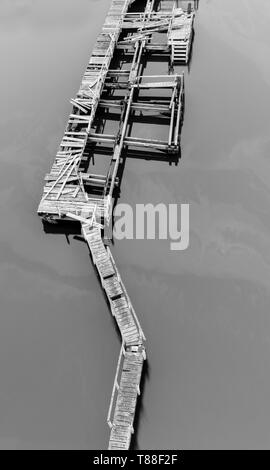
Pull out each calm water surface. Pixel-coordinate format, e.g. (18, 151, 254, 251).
(1, 0, 270, 449)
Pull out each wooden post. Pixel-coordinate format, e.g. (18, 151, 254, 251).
(168, 101, 175, 146)
(174, 75, 184, 146)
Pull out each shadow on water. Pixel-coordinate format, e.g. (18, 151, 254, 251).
(42, 219, 81, 235)
(130, 0, 148, 13)
(130, 359, 150, 450)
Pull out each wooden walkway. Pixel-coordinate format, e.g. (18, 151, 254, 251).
(82, 224, 146, 449)
(37, 0, 199, 450)
(82, 225, 145, 347)
(107, 346, 145, 449)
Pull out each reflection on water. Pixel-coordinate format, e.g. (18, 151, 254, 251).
(1, 0, 270, 449)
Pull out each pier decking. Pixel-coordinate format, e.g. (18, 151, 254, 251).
(38, 0, 198, 450)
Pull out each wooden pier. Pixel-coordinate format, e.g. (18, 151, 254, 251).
(38, 0, 198, 450)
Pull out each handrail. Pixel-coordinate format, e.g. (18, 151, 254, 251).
(107, 343, 125, 427)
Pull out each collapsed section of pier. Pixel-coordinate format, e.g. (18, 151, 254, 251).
(37, 0, 198, 450)
(37, 0, 196, 224)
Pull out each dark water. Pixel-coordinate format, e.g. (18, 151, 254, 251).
(1, 0, 270, 449)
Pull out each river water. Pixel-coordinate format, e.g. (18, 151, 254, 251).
(1, 0, 270, 450)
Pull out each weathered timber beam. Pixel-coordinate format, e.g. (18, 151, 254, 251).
(136, 81, 177, 89)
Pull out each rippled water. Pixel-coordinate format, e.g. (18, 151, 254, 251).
(1, 0, 270, 449)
